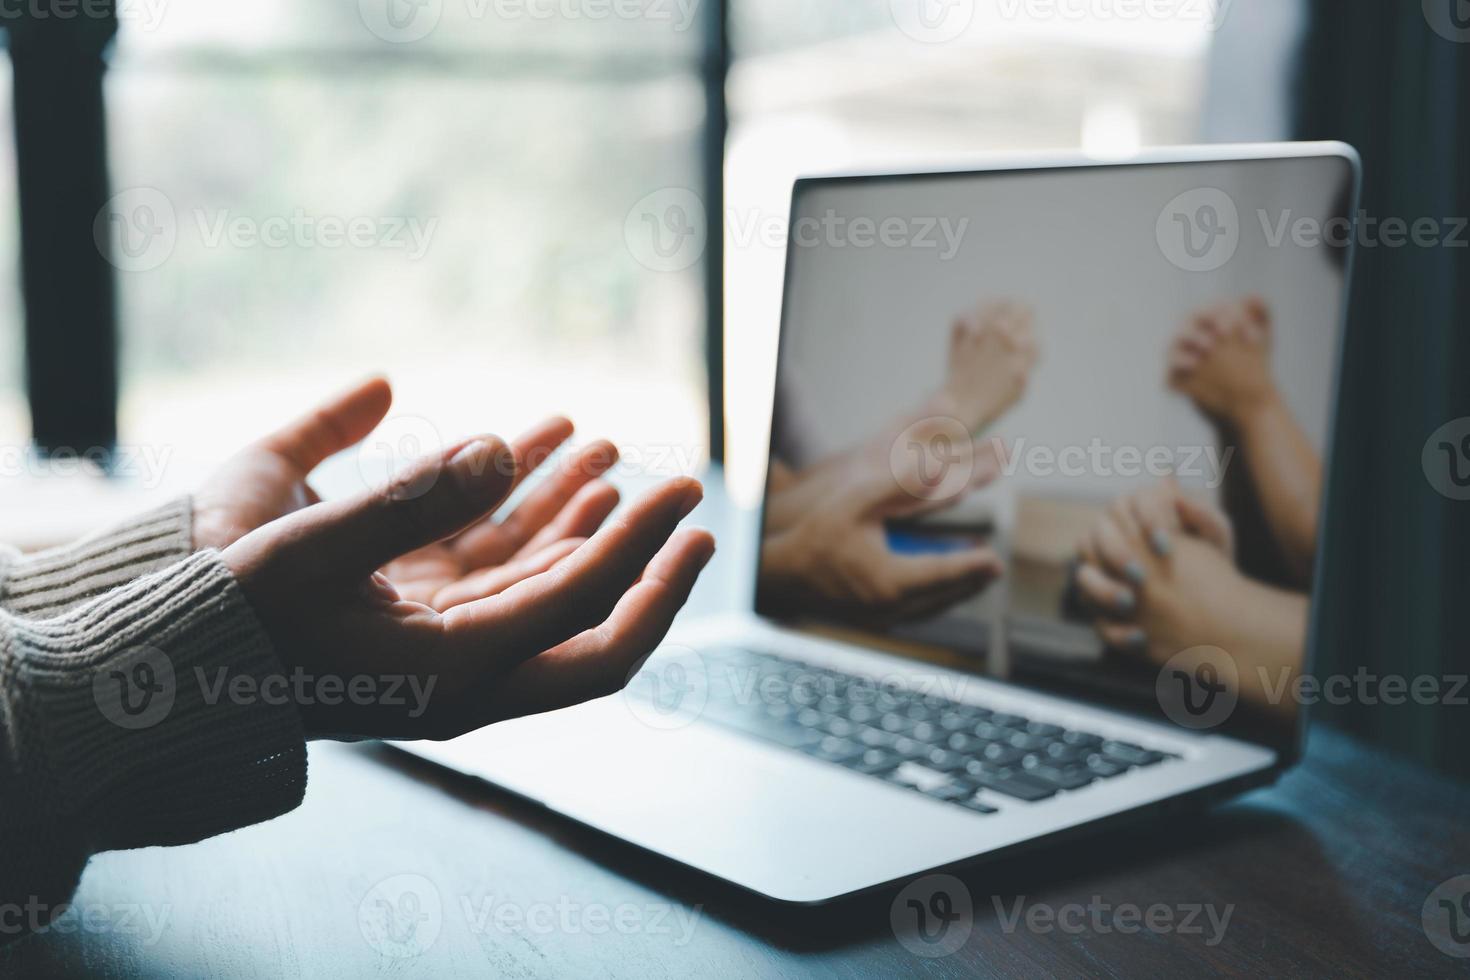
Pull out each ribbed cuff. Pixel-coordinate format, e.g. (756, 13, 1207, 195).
(0, 551, 306, 925)
(0, 497, 196, 619)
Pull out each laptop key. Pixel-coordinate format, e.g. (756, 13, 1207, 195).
(857, 726, 897, 748)
(806, 737, 865, 764)
(1085, 757, 1127, 778)
(1101, 741, 1165, 767)
(922, 782, 973, 802)
(946, 733, 982, 754)
(1044, 743, 1086, 764)
(845, 749, 901, 776)
(925, 749, 967, 772)
(965, 770, 1057, 802)
(981, 744, 1026, 766)
(1026, 766, 1095, 791)
(887, 762, 953, 793)
(909, 722, 940, 744)
(956, 796, 1000, 814)
(1008, 733, 1051, 751)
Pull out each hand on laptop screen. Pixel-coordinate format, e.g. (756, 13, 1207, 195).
(1070, 296, 1323, 719)
(1169, 297, 1323, 588)
(758, 301, 1036, 627)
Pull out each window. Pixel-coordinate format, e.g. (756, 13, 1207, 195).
(106, 2, 710, 485)
(0, 57, 23, 448)
(723, 0, 1217, 500)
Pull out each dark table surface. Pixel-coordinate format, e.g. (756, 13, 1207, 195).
(5, 483, 1469, 978)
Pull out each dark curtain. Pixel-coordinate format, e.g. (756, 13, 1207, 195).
(1295, 0, 1470, 780)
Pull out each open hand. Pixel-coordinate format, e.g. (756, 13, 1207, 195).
(223, 439, 715, 740)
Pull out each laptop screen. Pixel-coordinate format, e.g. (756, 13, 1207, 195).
(755, 149, 1357, 753)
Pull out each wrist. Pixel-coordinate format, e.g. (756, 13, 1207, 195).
(925, 390, 991, 434)
(1225, 388, 1286, 437)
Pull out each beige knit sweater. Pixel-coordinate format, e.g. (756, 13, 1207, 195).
(0, 499, 307, 943)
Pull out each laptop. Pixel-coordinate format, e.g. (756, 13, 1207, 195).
(408, 143, 1360, 904)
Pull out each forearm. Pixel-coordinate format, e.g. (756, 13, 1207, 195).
(0, 498, 196, 619)
(0, 551, 306, 945)
(1234, 396, 1322, 585)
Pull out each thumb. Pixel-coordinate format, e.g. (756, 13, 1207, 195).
(261, 376, 394, 473)
(1175, 494, 1234, 557)
(298, 436, 518, 576)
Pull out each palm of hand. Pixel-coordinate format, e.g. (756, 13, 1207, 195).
(194, 447, 321, 553)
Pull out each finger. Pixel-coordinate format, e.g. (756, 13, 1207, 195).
(506, 416, 576, 493)
(1076, 561, 1137, 617)
(887, 577, 994, 623)
(1167, 344, 1200, 384)
(455, 439, 618, 567)
(1242, 294, 1272, 343)
(515, 480, 621, 558)
(442, 477, 704, 660)
(1176, 494, 1235, 556)
(261, 376, 393, 473)
(431, 537, 585, 611)
(1095, 619, 1147, 651)
(293, 436, 518, 578)
(1108, 496, 1145, 545)
(1127, 482, 1179, 557)
(1178, 327, 1215, 359)
(1090, 517, 1147, 588)
(884, 547, 1003, 597)
(480, 528, 716, 722)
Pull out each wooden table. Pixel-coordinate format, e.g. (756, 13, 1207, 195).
(4, 485, 1468, 978)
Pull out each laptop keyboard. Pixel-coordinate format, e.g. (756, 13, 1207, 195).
(658, 646, 1176, 816)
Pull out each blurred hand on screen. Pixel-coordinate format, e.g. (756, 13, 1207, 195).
(1073, 485, 1239, 663)
(931, 301, 1039, 433)
(758, 439, 1005, 626)
(1168, 296, 1280, 428)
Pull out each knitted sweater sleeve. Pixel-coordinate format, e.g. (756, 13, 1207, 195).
(0, 498, 197, 619)
(0, 549, 307, 945)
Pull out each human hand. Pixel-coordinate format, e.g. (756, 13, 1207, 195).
(931, 302, 1039, 433)
(193, 377, 395, 552)
(1093, 477, 1235, 563)
(1073, 488, 1241, 664)
(222, 439, 714, 740)
(380, 416, 623, 610)
(1168, 296, 1279, 428)
(758, 440, 1005, 626)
